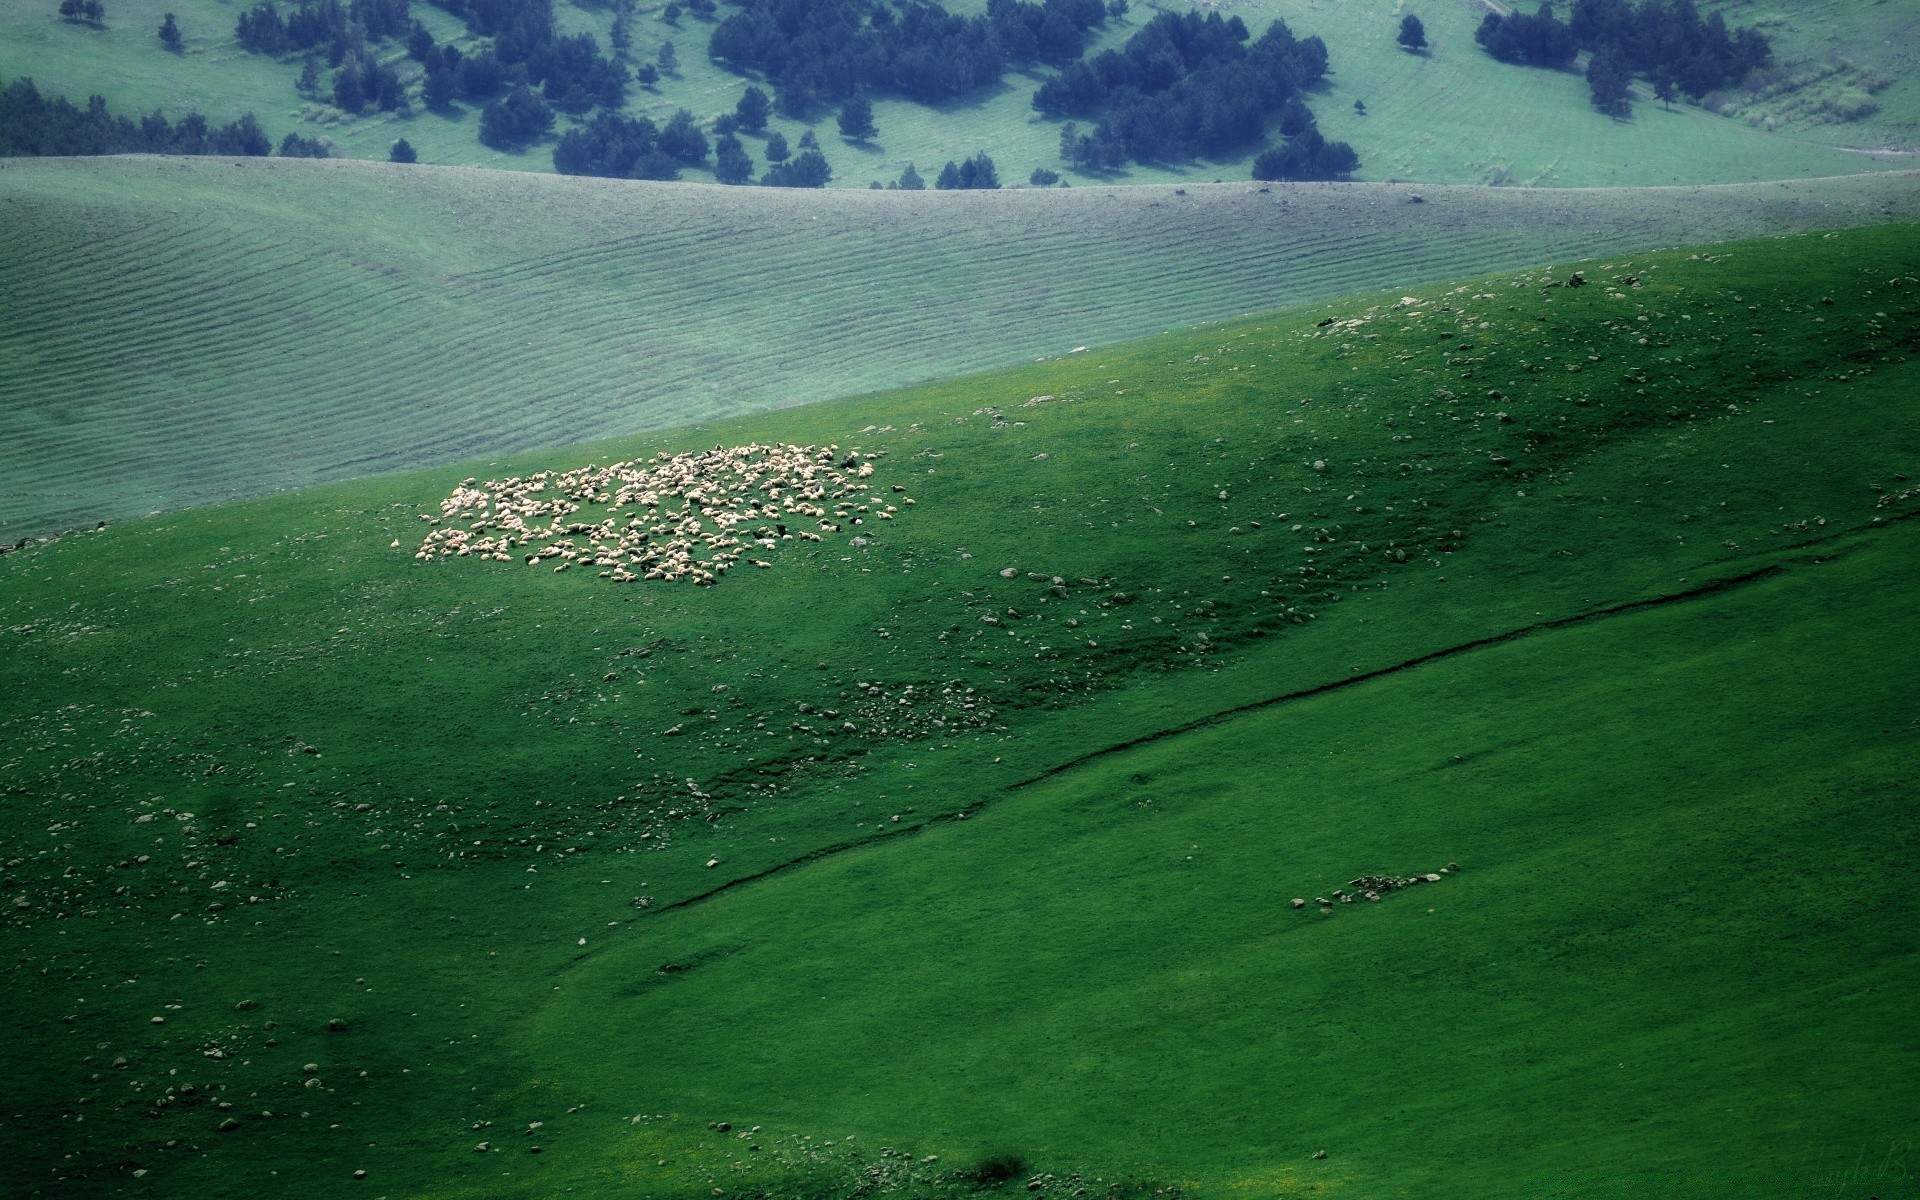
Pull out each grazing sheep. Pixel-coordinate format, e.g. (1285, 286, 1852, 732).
(416, 441, 910, 588)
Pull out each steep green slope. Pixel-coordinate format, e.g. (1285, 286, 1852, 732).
(546, 520, 1920, 1199)
(0, 0, 1900, 184)
(5, 155, 1920, 542)
(2, 223, 1917, 1197)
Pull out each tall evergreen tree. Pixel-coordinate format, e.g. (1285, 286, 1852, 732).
(764, 129, 789, 161)
(895, 161, 924, 189)
(1397, 13, 1426, 50)
(389, 136, 417, 162)
(836, 94, 876, 141)
(1587, 44, 1631, 117)
(158, 11, 183, 50)
(713, 132, 752, 183)
(735, 85, 770, 132)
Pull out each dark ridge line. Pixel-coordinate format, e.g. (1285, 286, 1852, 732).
(651, 562, 1793, 917)
(1007, 564, 1786, 791)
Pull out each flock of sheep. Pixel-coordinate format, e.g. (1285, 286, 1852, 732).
(413, 442, 908, 584)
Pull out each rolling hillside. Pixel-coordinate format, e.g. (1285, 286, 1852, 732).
(2, 221, 1916, 1198)
(0, 0, 1903, 184)
(4, 155, 1920, 542)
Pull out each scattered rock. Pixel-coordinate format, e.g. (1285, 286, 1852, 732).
(1290, 898, 1306, 909)
(1000, 567, 1019, 578)
(326, 1018, 348, 1032)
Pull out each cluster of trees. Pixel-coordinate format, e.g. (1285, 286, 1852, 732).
(0, 77, 272, 157)
(544, 94, 836, 187)
(476, 84, 553, 148)
(935, 151, 998, 188)
(234, 0, 630, 149)
(328, 51, 407, 111)
(762, 147, 831, 185)
(409, 1, 628, 130)
(234, 0, 415, 114)
(58, 0, 106, 27)
(708, 0, 1110, 114)
(1251, 126, 1356, 181)
(1477, 0, 1771, 116)
(549, 108, 711, 176)
(278, 130, 332, 156)
(235, 0, 411, 56)
(1035, 11, 1334, 169)
(1473, 3, 1576, 67)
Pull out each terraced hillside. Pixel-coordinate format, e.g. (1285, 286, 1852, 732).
(0, 0, 1900, 185)
(3, 223, 1917, 1198)
(5, 155, 1920, 541)
(1701, 0, 1920, 149)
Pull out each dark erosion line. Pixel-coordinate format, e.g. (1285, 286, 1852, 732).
(1008, 563, 1786, 791)
(652, 562, 1790, 917)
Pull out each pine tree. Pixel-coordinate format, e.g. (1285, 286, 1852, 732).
(896, 162, 924, 189)
(1587, 45, 1631, 118)
(389, 137, 417, 163)
(713, 133, 752, 183)
(837, 94, 876, 141)
(657, 41, 677, 74)
(1654, 70, 1677, 110)
(735, 85, 770, 132)
(158, 11, 183, 50)
(764, 130, 789, 161)
(1397, 14, 1426, 51)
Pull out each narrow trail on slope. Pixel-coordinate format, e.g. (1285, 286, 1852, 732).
(647, 510, 1918, 918)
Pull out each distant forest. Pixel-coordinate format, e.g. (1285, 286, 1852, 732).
(1476, 0, 1771, 117)
(1036, 11, 1352, 176)
(80, 0, 1356, 182)
(232, 0, 630, 149)
(708, 0, 1109, 113)
(0, 77, 273, 157)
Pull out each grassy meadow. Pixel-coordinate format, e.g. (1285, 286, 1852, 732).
(0, 0, 1902, 184)
(5, 155, 1920, 544)
(3, 221, 1917, 1197)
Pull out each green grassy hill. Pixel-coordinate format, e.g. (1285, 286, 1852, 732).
(3, 220, 1917, 1198)
(0, 0, 1904, 185)
(5, 155, 1920, 543)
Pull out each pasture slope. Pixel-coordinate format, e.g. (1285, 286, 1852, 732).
(0, 0, 1906, 183)
(2, 221, 1918, 1199)
(4, 155, 1920, 541)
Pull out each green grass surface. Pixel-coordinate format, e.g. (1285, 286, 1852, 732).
(0, 0, 1904, 184)
(3, 222, 1917, 1197)
(5, 155, 1920, 543)
(1702, 0, 1920, 148)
